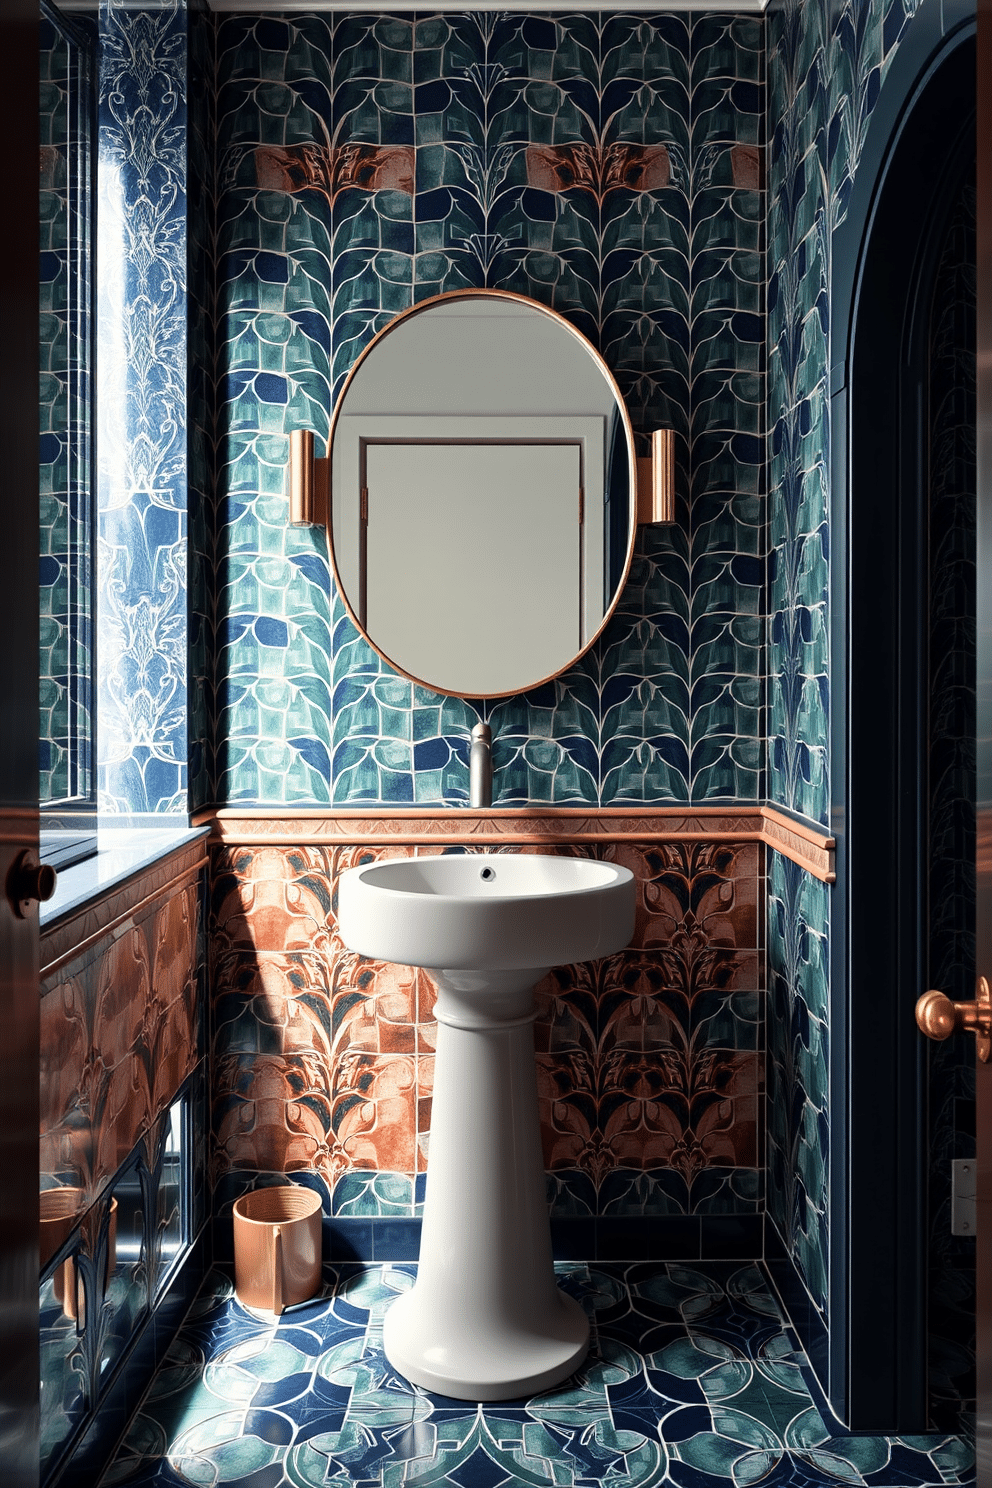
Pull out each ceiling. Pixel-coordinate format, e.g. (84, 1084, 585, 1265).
(207, 1, 766, 12)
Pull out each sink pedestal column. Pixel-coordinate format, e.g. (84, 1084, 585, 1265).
(382, 968, 589, 1401)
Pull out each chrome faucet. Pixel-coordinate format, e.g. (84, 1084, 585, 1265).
(469, 722, 492, 807)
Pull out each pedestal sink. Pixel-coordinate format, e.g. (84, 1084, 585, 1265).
(337, 852, 635, 1401)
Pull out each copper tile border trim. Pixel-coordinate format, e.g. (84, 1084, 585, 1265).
(40, 839, 209, 979)
(196, 804, 835, 882)
(759, 806, 836, 882)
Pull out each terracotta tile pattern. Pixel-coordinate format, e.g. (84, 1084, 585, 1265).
(210, 837, 763, 1215)
(524, 141, 672, 198)
(221, 141, 416, 202)
(39, 874, 202, 1207)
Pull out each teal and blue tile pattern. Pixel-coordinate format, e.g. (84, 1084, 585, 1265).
(766, 0, 832, 829)
(97, 0, 190, 816)
(765, 850, 829, 1331)
(101, 1262, 973, 1486)
(40, 15, 72, 804)
(213, 13, 764, 807)
(764, 0, 928, 1413)
(188, 7, 216, 815)
(766, 0, 922, 828)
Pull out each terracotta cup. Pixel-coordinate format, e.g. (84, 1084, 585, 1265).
(39, 1188, 118, 1322)
(232, 1185, 323, 1315)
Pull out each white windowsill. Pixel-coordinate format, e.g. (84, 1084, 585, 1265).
(40, 825, 210, 927)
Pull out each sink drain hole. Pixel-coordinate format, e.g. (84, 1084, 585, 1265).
(479, 867, 496, 882)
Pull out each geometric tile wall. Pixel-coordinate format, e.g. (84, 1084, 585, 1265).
(767, 0, 923, 829)
(765, 848, 829, 1328)
(209, 834, 764, 1223)
(211, 13, 765, 807)
(188, 7, 216, 816)
(39, 14, 72, 804)
(765, 0, 930, 1372)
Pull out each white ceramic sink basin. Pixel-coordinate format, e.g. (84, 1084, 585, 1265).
(338, 852, 634, 972)
(336, 850, 635, 1402)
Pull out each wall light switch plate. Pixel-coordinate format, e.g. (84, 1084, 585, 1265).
(952, 1159, 977, 1236)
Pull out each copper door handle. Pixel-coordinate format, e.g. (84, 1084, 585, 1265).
(5, 849, 57, 919)
(916, 976, 992, 1063)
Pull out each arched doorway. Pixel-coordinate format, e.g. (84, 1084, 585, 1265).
(830, 5, 976, 1434)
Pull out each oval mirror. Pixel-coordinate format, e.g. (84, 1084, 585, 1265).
(328, 290, 635, 699)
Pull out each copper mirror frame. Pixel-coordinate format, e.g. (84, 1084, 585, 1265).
(325, 288, 637, 700)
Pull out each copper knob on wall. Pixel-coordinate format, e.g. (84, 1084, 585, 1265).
(915, 976, 992, 1063)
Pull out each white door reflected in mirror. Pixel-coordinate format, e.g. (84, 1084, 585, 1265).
(328, 291, 635, 698)
(364, 441, 581, 697)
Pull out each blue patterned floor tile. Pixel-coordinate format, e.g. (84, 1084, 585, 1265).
(99, 1262, 972, 1488)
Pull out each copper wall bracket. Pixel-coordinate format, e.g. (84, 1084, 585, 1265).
(916, 975, 992, 1063)
(635, 429, 675, 525)
(288, 429, 329, 528)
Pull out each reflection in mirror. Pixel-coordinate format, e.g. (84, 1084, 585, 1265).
(39, 0, 96, 867)
(100, 1166, 143, 1382)
(39, 1186, 84, 1463)
(153, 1096, 187, 1298)
(39, 1242, 86, 1465)
(329, 293, 634, 698)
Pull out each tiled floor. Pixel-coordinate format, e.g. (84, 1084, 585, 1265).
(100, 1263, 974, 1487)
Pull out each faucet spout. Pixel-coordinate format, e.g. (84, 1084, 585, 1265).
(469, 723, 492, 808)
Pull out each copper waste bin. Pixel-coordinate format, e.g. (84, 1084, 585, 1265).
(233, 1185, 323, 1315)
(40, 1187, 117, 1322)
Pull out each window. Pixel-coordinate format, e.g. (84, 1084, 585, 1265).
(39, 0, 96, 870)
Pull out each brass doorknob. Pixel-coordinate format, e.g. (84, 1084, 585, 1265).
(5, 850, 58, 919)
(916, 977, 992, 1063)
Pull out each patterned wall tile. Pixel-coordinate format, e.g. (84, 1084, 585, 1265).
(97, 0, 190, 815)
(687, 17, 764, 805)
(767, 0, 831, 829)
(212, 12, 765, 808)
(767, 0, 923, 830)
(40, 16, 72, 805)
(765, 848, 829, 1325)
(764, 0, 931, 1375)
(188, 8, 216, 814)
(209, 835, 763, 1221)
(213, 15, 334, 807)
